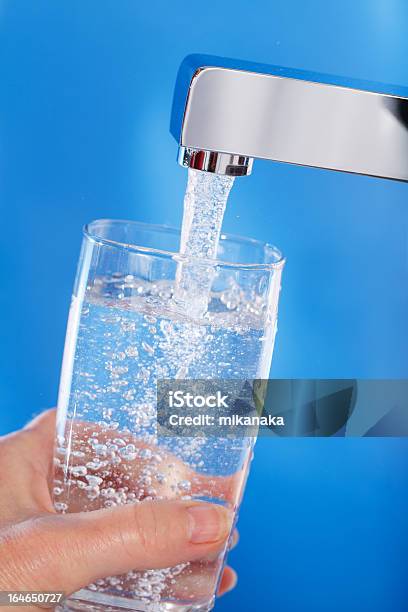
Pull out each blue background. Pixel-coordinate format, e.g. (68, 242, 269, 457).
(0, 1, 407, 610)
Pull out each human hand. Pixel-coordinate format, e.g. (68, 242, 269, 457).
(0, 410, 238, 609)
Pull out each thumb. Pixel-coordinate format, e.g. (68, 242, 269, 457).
(3, 500, 232, 595)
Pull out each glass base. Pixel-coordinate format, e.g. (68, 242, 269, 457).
(58, 589, 215, 612)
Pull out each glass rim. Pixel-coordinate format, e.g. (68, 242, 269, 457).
(84, 219, 286, 271)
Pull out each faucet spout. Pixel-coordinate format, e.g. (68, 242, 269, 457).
(171, 55, 408, 181)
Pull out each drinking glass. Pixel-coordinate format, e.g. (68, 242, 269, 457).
(53, 219, 285, 611)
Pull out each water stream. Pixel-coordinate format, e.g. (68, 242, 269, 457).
(173, 169, 235, 317)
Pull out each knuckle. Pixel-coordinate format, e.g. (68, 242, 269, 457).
(131, 503, 153, 556)
(131, 502, 169, 559)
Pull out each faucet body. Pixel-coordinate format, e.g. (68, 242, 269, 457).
(171, 55, 408, 180)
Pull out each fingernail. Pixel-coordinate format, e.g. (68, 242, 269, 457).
(225, 573, 238, 593)
(229, 528, 239, 550)
(219, 571, 238, 596)
(187, 504, 231, 544)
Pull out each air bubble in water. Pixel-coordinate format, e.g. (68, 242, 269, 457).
(86, 475, 103, 486)
(86, 485, 100, 500)
(175, 366, 188, 379)
(120, 444, 138, 461)
(104, 499, 116, 508)
(142, 341, 154, 355)
(54, 502, 68, 512)
(144, 315, 157, 324)
(121, 320, 136, 332)
(125, 345, 138, 357)
(113, 438, 127, 446)
(70, 465, 88, 477)
(177, 480, 191, 492)
(94, 444, 108, 456)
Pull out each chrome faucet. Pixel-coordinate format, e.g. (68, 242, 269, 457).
(170, 55, 408, 180)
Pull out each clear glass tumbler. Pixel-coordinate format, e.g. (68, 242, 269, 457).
(53, 220, 285, 611)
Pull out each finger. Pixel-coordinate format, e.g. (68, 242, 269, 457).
(23, 408, 57, 478)
(157, 558, 224, 601)
(2, 500, 232, 596)
(1, 408, 56, 477)
(189, 471, 242, 505)
(23, 407, 57, 437)
(229, 528, 239, 550)
(0, 409, 56, 520)
(218, 566, 238, 596)
(161, 562, 238, 601)
(54, 419, 244, 511)
(197, 527, 240, 564)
